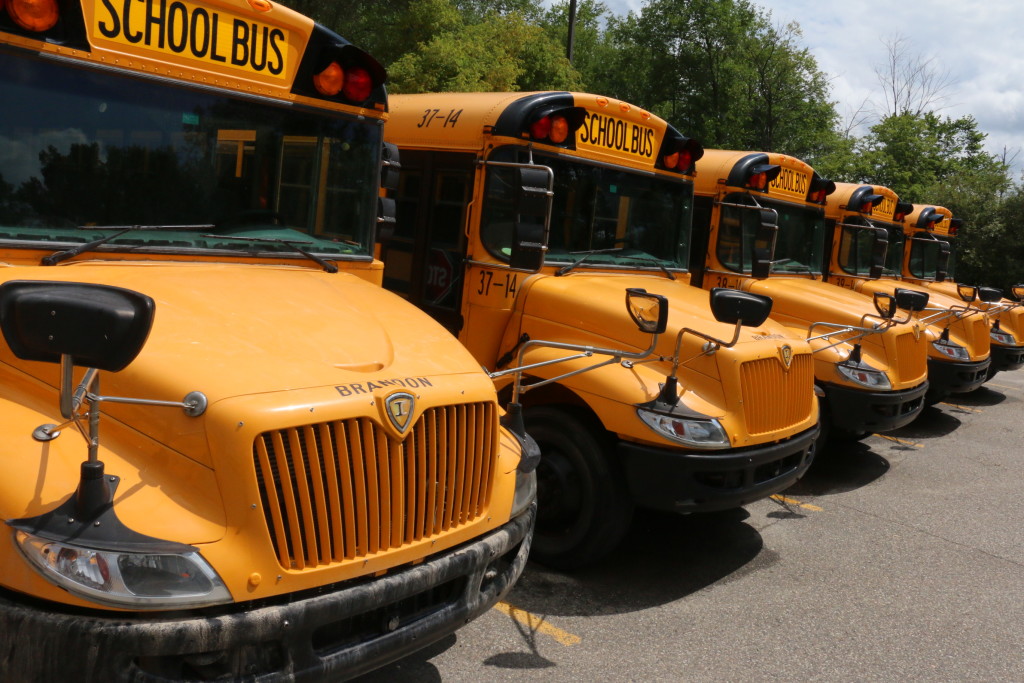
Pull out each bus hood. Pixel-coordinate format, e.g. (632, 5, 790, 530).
(2, 263, 479, 396)
(510, 272, 805, 358)
(745, 277, 887, 329)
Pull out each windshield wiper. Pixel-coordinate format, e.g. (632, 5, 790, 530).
(203, 234, 339, 273)
(41, 224, 214, 266)
(555, 248, 624, 276)
(615, 254, 677, 280)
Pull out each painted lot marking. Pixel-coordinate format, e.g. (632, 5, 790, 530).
(493, 601, 582, 646)
(770, 494, 822, 512)
(940, 401, 982, 413)
(985, 382, 1015, 391)
(875, 433, 924, 448)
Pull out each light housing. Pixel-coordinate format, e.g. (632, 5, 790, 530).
(524, 107, 585, 146)
(511, 469, 537, 517)
(932, 338, 970, 361)
(15, 531, 232, 610)
(637, 409, 730, 449)
(7, 0, 59, 32)
(836, 358, 892, 390)
(990, 325, 1016, 346)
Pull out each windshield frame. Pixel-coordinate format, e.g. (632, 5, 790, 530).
(717, 194, 825, 275)
(479, 146, 695, 273)
(0, 48, 384, 264)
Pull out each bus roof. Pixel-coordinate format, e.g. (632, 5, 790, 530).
(827, 182, 907, 224)
(386, 91, 691, 172)
(906, 204, 954, 236)
(693, 149, 821, 203)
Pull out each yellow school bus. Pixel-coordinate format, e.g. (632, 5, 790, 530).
(0, 1, 537, 679)
(901, 208, 1019, 378)
(381, 92, 819, 569)
(691, 152, 930, 445)
(827, 197, 995, 396)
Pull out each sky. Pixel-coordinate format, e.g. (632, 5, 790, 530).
(567, 0, 1024, 175)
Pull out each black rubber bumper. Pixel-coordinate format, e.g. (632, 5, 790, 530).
(822, 380, 928, 434)
(616, 426, 818, 513)
(990, 343, 1024, 374)
(926, 357, 991, 401)
(0, 505, 534, 682)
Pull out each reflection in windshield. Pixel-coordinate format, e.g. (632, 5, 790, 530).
(838, 217, 876, 276)
(480, 149, 693, 270)
(884, 226, 905, 275)
(717, 196, 824, 274)
(908, 235, 948, 279)
(0, 52, 380, 258)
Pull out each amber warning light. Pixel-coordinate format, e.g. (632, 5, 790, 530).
(5, 0, 59, 32)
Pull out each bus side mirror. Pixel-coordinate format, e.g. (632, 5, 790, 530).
(509, 166, 553, 273)
(869, 235, 888, 279)
(377, 196, 396, 241)
(751, 209, 778, 280)
(957, 284, 978, 303)
(0, 280, 154, 371)
(626, 288, 668, 335)
(978, 286, 1003, 303)
(895, 288, 928, 312)
(709, 287, 772, 327)
(873, 292, 897, 319)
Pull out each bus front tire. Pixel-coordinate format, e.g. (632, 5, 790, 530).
(525, 406, 633, 570)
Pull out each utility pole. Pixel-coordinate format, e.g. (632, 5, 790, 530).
(567, 0, 577, 64)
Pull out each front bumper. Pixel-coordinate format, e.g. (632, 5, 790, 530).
(926, 357, 991, 401)
(617, 425, 818, 513)
(823, 380, 928, 434)
(990, 343, 1024, 374)
(0, 505, 534, 682)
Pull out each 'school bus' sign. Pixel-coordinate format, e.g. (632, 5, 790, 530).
(90, 0, 290, 79)
(768, 164, 810, 201)
(576, 111, 656, 163)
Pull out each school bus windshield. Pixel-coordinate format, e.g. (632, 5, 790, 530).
(908, 234, 949, 280)
(718, 196, 824, 274)
(884, 226, 905, 276)
(480, 149, 693, 271)
(0, 52, 379, 258)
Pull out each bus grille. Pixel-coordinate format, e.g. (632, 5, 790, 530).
(895, 330, 927, 381)
(252, 403, 497, 570)
(740, 353, 814, 435)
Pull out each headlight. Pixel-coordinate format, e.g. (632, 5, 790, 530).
(15, 530, 232, 609)
(991, 329, 1016, 345)
(836, 360, 892, 390)
(637, 409, 730, 449)
(932, 339, 970, 361)
(511, 469, 537, 517)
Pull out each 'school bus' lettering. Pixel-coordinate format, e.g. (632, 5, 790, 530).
(577, 112, 655, 161)
(93, 0, 288, 78)
(874, 194, 897, 219)
(768, 166, 809, 200)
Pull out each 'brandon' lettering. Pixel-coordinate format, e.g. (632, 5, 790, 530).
(335, 377, 434, 397)
(97, 0, 285, 75)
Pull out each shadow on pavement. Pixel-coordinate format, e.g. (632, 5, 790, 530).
(509, 506, 763, 618)
(888, 405, 962, 440)
(785, 439, 889, 497)
(941, 385, 1006, 407)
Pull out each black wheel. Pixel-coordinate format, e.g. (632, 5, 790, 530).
(525, 406, 633, 570)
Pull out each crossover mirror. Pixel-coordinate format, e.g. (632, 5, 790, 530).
(873, 291, 897, 319)
(626, 288, 669, 335)
(978, 286, 1003, 303)
(956, 284, 978, 303)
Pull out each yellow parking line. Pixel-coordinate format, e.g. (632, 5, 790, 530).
(770, 494, 823, 512)
(940, 402, 982, 413)
(493, 601, 581, 646)
(875, 433, 924, 448)
(986, 382, 1015, 390)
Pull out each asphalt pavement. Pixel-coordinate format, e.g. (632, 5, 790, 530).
(358, 370, 1024, 682)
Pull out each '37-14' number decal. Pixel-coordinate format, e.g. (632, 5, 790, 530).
(417, 108, 463, 128)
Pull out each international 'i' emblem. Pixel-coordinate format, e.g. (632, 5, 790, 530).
(385, 392, 415, 433)
(779, 344, 793, 370)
